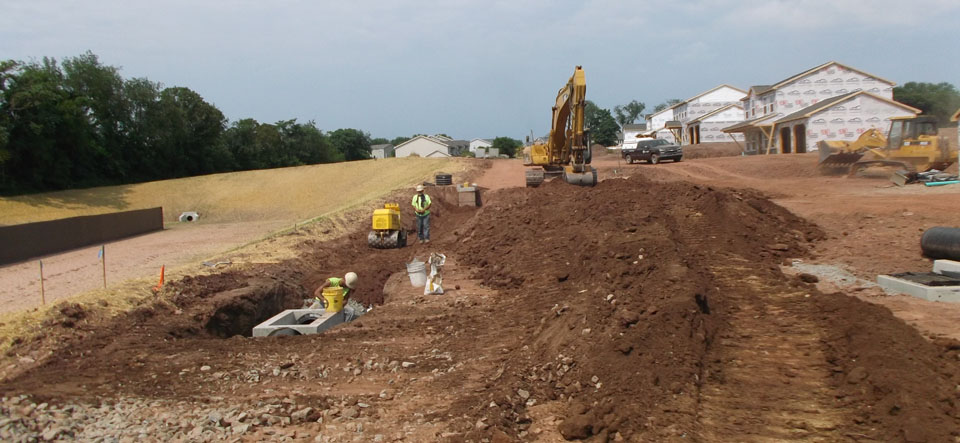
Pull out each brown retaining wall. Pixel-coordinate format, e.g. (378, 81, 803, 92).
(0, 207, 163, 266)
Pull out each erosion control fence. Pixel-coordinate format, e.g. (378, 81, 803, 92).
(0, 207, 164, 266)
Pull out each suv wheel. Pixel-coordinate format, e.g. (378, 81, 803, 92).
(626, 154, 633, 164)
(649, 153, 660, 164)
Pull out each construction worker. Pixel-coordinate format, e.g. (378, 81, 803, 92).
(313, 272, 358, 304)
(412, 184, 432, 243)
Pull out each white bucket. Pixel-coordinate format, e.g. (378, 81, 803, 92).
(406, 260, 427, 287)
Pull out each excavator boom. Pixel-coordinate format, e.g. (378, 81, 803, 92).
(523, 66, 597, 187)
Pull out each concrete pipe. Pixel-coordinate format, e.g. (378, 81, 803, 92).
(920, 227, 960, 261)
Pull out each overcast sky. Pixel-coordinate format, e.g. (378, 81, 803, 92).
(3, 0, 958, 140)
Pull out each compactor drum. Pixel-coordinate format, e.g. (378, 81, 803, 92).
(368, 203, 407, 249)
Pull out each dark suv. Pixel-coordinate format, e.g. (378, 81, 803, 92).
(624, 138, 682, 164)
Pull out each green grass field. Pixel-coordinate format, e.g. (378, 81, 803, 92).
(0, 157, 473, 226)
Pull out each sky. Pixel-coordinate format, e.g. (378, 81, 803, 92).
(2, 0, 959, 141)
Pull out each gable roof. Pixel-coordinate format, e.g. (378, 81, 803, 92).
(371, 144, 393, 151)
(768, 61, 895, 93)
(742, 86, 772, 99)
(623, 123, 647, 131)
(775, 91, 920, 124)
(648, 107, 676, 119)
(678, 84, 746, 105)
(394, 135, 450, 152)
(952, 108, 960, 122)
(688, 104, 744, 124)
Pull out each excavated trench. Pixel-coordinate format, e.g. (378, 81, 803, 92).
(201, 280, 302, 338)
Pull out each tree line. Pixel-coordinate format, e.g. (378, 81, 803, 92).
(0, 52, 410, 195)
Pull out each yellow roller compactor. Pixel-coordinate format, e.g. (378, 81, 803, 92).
(818, 115, 957, 174)
(368, 203, 407, 249)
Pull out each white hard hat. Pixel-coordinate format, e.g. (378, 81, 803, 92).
(345, 272, 358, 289)
(416, 184, 424, 192)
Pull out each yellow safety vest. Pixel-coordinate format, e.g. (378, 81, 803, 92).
(412, 193, 431, 215)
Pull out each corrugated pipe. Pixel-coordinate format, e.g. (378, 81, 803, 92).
(920, 227, 960, 261)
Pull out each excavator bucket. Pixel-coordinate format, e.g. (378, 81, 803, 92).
(563, 168, 598, 187)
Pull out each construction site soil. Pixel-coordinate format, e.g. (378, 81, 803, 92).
(2, 166, 960, 442)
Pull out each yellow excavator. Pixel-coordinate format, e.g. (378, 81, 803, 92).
(522, 66, 597, 187)
(818, 115, 957, 174)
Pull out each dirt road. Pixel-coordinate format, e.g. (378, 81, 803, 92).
(0, 221, 288, 313)
(0, 156, 958, 441)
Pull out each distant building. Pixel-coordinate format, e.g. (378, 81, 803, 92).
(394, 135, 469, 158)
(722, 61, 908, 154)
(620, 123, 648, 151)
(685, 104, 745, 144)
(673, 85, 746, 145)
(371, 144, 394, 159)
(469, 138, 493, 156)
(644, 107, 679, 143)
(644, 85, 745, 145)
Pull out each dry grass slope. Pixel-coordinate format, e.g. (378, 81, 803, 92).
(0, 157, 472, 225)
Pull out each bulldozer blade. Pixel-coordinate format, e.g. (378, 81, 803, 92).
(818, 152, 864, 169)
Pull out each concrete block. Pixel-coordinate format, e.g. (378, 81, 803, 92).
(877, 274, 960, 303)
(933, 259, 960, 278)
(252, 309, 344, 337)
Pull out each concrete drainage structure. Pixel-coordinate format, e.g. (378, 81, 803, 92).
(877, 259, 960, 303)
(252, 309, 344, 337)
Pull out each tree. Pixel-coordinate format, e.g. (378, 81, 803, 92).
(329, 128, 371, 161)
(370, 137, 389, 145)
(151, 86, 228, 177)
(584, 101, 619, 146)
(491, 137, 521, 158)
(613, 100, 646, 127)
(893, 82, 960, 125)
(653, 99, 682, 113)
(390, 136, 411, 146)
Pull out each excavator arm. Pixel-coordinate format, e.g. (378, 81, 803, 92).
(523, 66, 597, 187)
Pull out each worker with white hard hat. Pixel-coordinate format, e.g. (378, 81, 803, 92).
(412, 184, 432, 244)
(314, 271, 358, 303)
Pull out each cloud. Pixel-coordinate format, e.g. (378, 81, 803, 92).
(708, 0, 960, 30)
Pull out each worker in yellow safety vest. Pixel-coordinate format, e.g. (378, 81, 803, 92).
(412, 184, 432, 244)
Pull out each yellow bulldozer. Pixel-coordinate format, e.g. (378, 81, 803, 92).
(367, 203, 407, 249)
(818, 115, 957, 174)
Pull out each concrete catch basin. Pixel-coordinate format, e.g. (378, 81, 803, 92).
(252, 309, 345, 337)
(878, 260, 960, 303)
